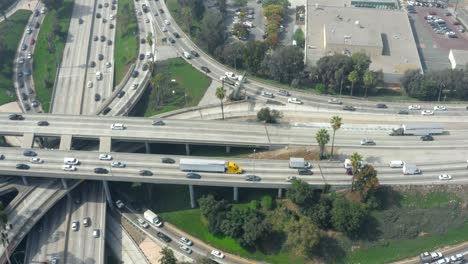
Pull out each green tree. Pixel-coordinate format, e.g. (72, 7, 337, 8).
(199, 10, 225, 53)
(263, 0, 291, 8)
(315, 128, 330, 160)
(260, 195, 274, 210)
(194, 257, 218, 264)
(159, 247, 177, 264)
(243, 41, 268, 75)
(354, 165, 380, 201)
(331, 196, 368, 236)
(286, 179, 315, 205)
(350, 152, 363, 191)
(180, 6, 193, 32)
(221, 42, 245, 69)
(292, 28, 305, 48)
(351, 52, 371, 76)
(348, 70, 359, 96)
(221, 207, 247, 238)
(240, 212, 271, 247)
(265, 45, 304, 84)
(307, 196, 332, 229)
(285, 216, 320, 257)
(257, 107, 282, 123)
(179, 0, 205, 20)
(234, 0, 248, 5)
(146, 32, 153, 47)
(363, 70, 377, 97)
(215, 86, 225, 120)
(315, 83, 327, 94)
(330, 116, 342, 159)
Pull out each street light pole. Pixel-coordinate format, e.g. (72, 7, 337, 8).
(253, 149, 256, 174)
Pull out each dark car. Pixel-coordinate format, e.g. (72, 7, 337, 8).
(131, 70, 139, 78)
(245, 175, 261, 181)
(19, 81, 24, 88)
(18, 72, 23, 78)
(398, 110, 409, 115)
(34, 10, 40, 16)
(117, 90, 125, 98)
(109, 23, 114, 29)
(102, 107, 111, 115)
(20, 93, 28, 100)
(376, 103, 387, 109)
(79, 18, 83, 24)
(140, 38, 146, 44)
(111, 4, 116, 10)
(9, 114, 24, 120)
(94, 168, 109, 174)
(0, 154, 4, 160)
(98, 54, 104, 61)
(161, 158, 175, 164)
(139, 170, 153, 176)
(16, 164, 30, 170)
(201, 66, 210, 73)
(93, 35, 98, 41)
(343, 105, 356, 111)
(142, 64, 148, 71)
(157, 232, 171, 242)
(104, 2, 109, 7)
(152, 119, 165, 126)
(139, 53, 145, 60)
(23, 150, 37, 157)
(98, 3, 102, 8)
(168, 37, 175, 44)
(107, 39, 112, 45)
(159, 8, 164, 13)
(96, 12, 101, 18)
(298, 169, 313, 175)
(100, 35, 106, 42)
(94, 93, 101, 101)
(190, 50, 199, 57)
(89, 61, 96, 67)
(102, 18, 107, 23)
(37, 121, 49, 126)
(420, 135, 434, 141)
(173, 32, 180, 38)
(186, 172, 201, 179)
(24, 103, 31, 111)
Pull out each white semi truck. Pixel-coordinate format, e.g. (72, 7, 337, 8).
(402, 163, 421, 175)
(389, 123, 444, 136)
(179, 159, 243, 174)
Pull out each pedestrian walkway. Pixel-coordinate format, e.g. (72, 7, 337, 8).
(198, 80, 224, 106)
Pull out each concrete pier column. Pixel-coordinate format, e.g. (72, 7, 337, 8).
(145, 142, 151, 154)
(233, 187, 238, 201)
(21, 176, 28, 185)
(189, 185, 195, 208)
(61, 178, 72, 198)
(103, 181, 113, 205)
(278, 188, 283, 199)
(21, 133, 35, 149)
(99, 136, 112, 153)
(60, 135, 73, 151)
(185, 144, 190, 156)
(226, 146, 231, 153)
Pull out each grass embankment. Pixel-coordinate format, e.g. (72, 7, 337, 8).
(0, 10, 31, 105)
(114, 0, 138, 85)
(134, 58, 210, 117)
(33, 0, 73, 112)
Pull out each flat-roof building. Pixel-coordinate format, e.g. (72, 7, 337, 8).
(305, 2, 422, 84)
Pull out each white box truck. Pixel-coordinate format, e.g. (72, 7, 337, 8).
(144, 210, 163, 227)
(289, 157, 311, 169)
(179, 158, 243, 174)
(403, 163, 421, 175)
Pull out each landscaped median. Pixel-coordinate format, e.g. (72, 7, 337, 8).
(114, 0, 138, 85)
(33, 0, 74, 112)
(0, 10, 32, 105)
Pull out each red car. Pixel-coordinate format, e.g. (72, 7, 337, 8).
(30, 38, 36, 45)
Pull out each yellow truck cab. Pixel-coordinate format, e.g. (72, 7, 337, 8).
(226, 161, 243, 174)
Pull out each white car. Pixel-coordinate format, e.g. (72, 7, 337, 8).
(261, 91, 274, 98)
(438, 174, 452, 180)
(421, 110, 434, 116)
(180, 245, 192, 254)
(105, 61, 112, 68)
(18, 57, 24, 64)
(87, 81, 93, 88)
(111, 161, 126, 168)
(27, 53, 32, 59)
(155, 219, 163, 227)
(115, 200, 124, 209)
(30, 157, 44, 164)
(408, 105, 421, 110)
(225, 71, 238, 80)
(433, 105, 447, 111)
(360, 139, 375, 145)
(111, 123, 125, 130)
(288, 98, 302, 104)
(211, 250, 225, 259)
(109, 14, 114, 20)
(179, 237, 193, 246)
(63, 165, 77, 171)
(99, 154, 112, 160)
(161, 26, 167, 32)
(164, 19, 170, 25)
(71, 220, 79, 231)
(327, 98, 343, 105)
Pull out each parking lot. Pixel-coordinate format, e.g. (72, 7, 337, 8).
(409, 5, 468, 71)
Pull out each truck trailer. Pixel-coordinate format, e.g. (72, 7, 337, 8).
(179, 159, 243, 174)
(402, 163, 421, 175)
(289, 157, 312, 169)
(389, 123, 444, 136)
(144, 210, 163, 227)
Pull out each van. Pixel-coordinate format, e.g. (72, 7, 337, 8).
(64, 158, 79, 165)
(110, 123, 125, 130)
(96, 72, 102, 80)
(183, 51, 191, 59)
(389, 160, 404, 168)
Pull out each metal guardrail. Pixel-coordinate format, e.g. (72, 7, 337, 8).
(114, 69, 151, 116)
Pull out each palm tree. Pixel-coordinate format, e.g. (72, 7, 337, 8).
(215, 86, 225, 120)
(315, 129, 330, 160)
(363, 70, 375, 98)
(146, 32, 153, 47)
(330, 116, 342, 159)
(350, 152, 363, 191)
(146, 61, 155, 76)
(348, 70, 359, 96)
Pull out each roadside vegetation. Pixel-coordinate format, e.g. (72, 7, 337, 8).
(132, 58, 210, 117)
(33, 0, 73, 112)
(114, 0, 138, 85)
(0, 10, 31, 105)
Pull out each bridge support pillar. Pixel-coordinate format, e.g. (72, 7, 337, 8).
(21, 176, 28, 185)
(103, 181, 113, 205)
(145, 142, 151, 154)
(233, 187, 238, 201)
(189, 185, 195, 208)
(278, 188, 283, 199)
(226, 146, 231, 153)
(61, 178, 72, 198)
(185, 144, 190, 156)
